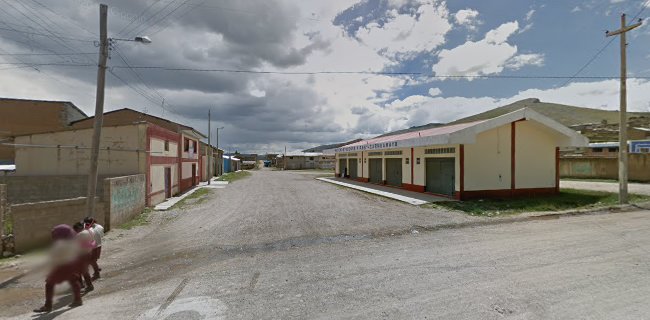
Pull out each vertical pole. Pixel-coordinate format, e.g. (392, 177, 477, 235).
(618, 13, 629, 204)
(86, 4, 108, 216)
(284, 146, 287, 170)
(208, 109, 211, 185)
(216, 128, 220, 176)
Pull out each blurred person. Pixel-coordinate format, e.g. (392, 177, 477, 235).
(73, 222, 95, 293)
(84, 217, 104, 279)
(33, 224, 83, 313)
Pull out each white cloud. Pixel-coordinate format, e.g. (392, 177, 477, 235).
(506, 53, 545, 70)
(571, 6, 582, 13)
(428, 87, 442, 96)
(432, 21, 521, 78)
(355, 3, 452, 59)
(454, 9, 481, 31)
(525, 9, 536, 21)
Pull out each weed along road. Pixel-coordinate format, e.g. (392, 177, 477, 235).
(3, 170, 650, 319)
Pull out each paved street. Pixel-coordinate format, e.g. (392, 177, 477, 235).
(2, 170, 650, 319)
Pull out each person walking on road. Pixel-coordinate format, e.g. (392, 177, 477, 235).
(84, 217, 104, 280)
(34, 224, 83, 313)
(73, 222, 95, 293)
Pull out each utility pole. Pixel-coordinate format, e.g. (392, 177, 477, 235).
(207, 108, 211, 185)
(86, 4, 108, 216)
(216, 126, 223, 176)
(606, 14, 642, 204)
(284, 145, 287, 170)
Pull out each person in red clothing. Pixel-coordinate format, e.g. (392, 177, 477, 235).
(73, 222, 95, 292)
(84, 217, 103, 280)
(34, 224, 83, 313)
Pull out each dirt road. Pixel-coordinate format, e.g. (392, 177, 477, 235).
(3, 170, 650, 319)
(561, 179, 650, 195)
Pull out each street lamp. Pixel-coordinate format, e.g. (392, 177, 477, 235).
(110, 35, 152, 44)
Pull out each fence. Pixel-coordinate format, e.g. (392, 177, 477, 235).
(103, 174, 146, 230)
(560, 154, 650, 182)
(2, 174, 146, 253)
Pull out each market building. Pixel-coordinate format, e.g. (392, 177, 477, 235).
(334, 108, 588, 200)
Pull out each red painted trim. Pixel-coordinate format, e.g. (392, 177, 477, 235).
(148, 124, 180, 141)
(150, 156, 179, 165)
(181, 158, 199, 163)
(511, 122, 516, 194)
(146, 126, 152, 206)
(149, 189, 165, 197)
(177, 134, 182, 194)
(462, 187, 558, 200)
(356, 177, 369, 183)
(361, 151, 364, 179)
(403, 183, 425, 192)
(410, 147, 414, 185)
(555, 147, 560, 193)
(459, 144, 465, 200)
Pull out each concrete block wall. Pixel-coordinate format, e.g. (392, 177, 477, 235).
(11, 197, 105, 253)
(560, 154, 650, 182)
(103, 174, 146, 231)
(0, 175, 109, 204)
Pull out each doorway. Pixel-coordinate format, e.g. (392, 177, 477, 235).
(164, 167, 172, 198)
(425, 158, 455, 196)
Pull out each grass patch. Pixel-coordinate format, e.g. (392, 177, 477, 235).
(428, 188, 650, 217)
(217, 171, 251, 183)
(118, 208, 153, 230)
(172, 188, 212, 209)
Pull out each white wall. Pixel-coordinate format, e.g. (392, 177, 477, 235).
(515, 120, 557, 189)
(464, 125, 512, 191)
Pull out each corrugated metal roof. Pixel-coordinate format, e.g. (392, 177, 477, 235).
(344, 121, 485, 147)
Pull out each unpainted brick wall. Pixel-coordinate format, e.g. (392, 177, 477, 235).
(11, 197, 105, 253)
(103, 174, 146, 231)
(0, 175, 109, 204)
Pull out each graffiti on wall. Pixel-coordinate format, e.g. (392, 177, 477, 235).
(109, 175, 145, 214)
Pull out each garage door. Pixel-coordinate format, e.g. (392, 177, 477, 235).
(369, 158, 382, 183)
(385, 158, 402, 187)
(348, 158, 358, 179)
(426, 158, 455, 196)
(339, 159, 348, 177)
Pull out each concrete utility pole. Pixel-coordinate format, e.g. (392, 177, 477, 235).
(86, 4, 109, 216)
(284, 146, 287, 170)
(208, 108, 211, 185)
(606, 14, 642, 204)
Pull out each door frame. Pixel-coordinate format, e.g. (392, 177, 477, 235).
(164, 167, 172, 198)
(425, 157, 455, 197)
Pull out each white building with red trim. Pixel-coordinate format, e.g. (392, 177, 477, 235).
(334, 108, 588, 200)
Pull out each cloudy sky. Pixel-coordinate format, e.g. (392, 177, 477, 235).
(1, 0, 650, 153)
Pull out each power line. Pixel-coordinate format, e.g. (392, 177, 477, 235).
(0, 51, 95, 56)
(30, 0, 98, 37)
(117, 0, 164, 36)
(560, 1, 648, 87)
(0, 25, 95, 42)
(131, 0, 194, 37)
(122, 0, 180, 38)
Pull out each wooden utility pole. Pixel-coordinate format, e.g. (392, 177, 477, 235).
(208, 108, 211, 185)
(606, 14, 642, 204)
(86, 4, 109, 215)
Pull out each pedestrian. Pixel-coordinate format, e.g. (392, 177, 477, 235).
(73, 222, 95, 293)
(33, 224, 83, 313)
(84, 217, 104, 280)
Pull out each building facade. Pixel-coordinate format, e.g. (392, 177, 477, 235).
(335, 108, 588, 200)
(13, 109, 206, 206)
(0, 98, 87, 165)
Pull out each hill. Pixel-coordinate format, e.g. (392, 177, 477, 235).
(450, 98, 650, 127)
(303, 139, 363, 153)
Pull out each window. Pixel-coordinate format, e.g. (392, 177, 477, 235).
(289, 157, 294, 159)
(405, 158, 409, 164)
(368, 152, 382, 156)
(592, 148, 603, 153)
(309, 157, 314, 160)
(184, 138, 190, 152)
(608, 147, 618, 152)
(164, 140, 169, 151)
(384, 150, 402, 156)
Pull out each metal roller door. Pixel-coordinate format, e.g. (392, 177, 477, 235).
(348, 158, 358, 178)
(426, 158, 455, 196)
(385, 158, 402, 186)
(339, 159, 348, 177)
(369, 158, 382, 183)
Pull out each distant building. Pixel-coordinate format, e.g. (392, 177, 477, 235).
(12, 108, 206, 206)
(583, 140, 650, 157)
(278, 151, 335, 170)
(334, 108, 588, 200)
(0, 98, 87, 165)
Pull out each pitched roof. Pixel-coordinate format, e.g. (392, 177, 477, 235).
(336, 108, 589, 152)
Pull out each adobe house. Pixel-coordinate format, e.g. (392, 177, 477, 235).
(0, 98, 87, 165)
(334, 108, 588, 200)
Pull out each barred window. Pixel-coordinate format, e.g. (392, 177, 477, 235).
(425, 147, 456, 154)
(384, 150, 402, 156)
(347, 153, 358, 157)
(368, 152, 382, 156)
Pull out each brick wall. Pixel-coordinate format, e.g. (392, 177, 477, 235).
(11, 197, 105, 253)
(0, 175, 110, 204)
(103, 174, 146, 230)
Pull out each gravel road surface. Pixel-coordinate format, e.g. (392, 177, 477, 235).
(2, 170, 650, 319)
(561, 180, 650, 195)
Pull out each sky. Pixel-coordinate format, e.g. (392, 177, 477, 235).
(1, 0, 650, 153)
